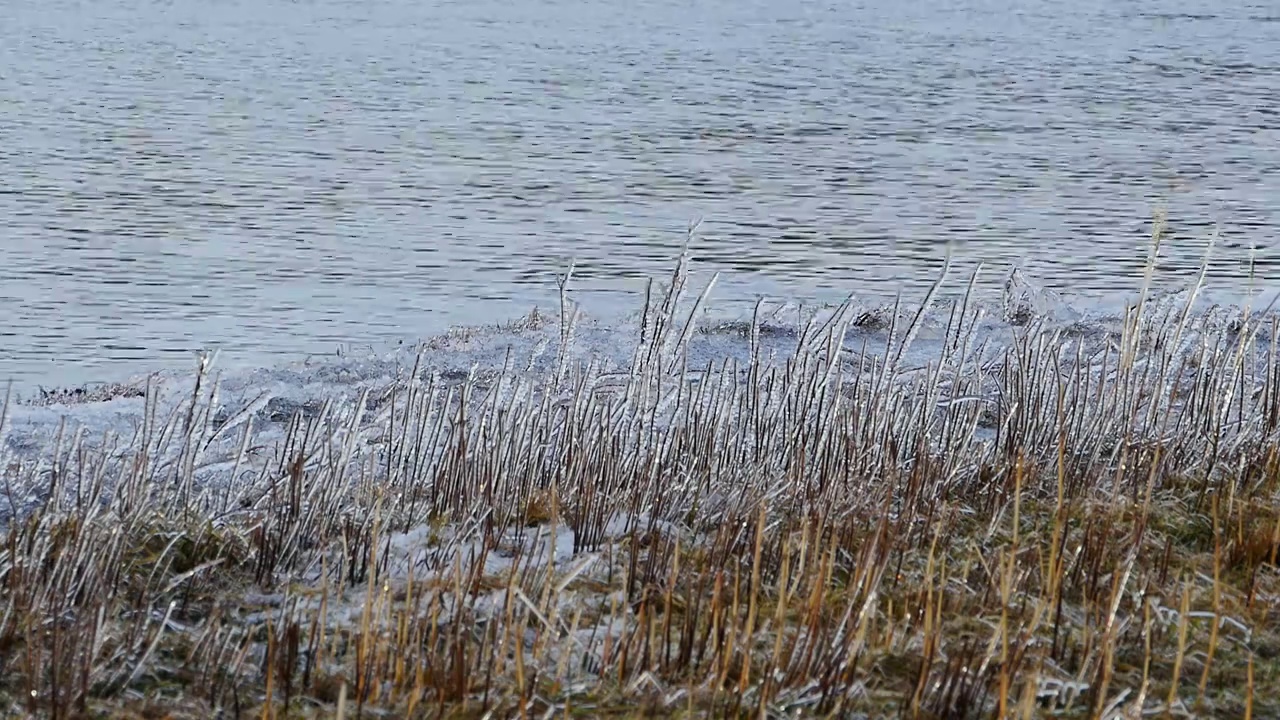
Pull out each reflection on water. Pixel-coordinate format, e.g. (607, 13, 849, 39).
(2, 0, 1278, 388)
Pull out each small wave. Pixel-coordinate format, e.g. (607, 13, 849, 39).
(1138, 12, 1220, 21)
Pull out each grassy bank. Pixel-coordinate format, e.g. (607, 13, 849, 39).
(3, 240, 1280, 718)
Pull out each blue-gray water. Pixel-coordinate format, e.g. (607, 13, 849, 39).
(3, 0, 1279, 390)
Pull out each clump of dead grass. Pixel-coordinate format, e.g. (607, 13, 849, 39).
(2, 222, 1280, 718)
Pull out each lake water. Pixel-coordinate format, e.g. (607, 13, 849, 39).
(3, 0, 1279, 390)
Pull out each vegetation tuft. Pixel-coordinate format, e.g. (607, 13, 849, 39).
(3, 225, 1280, 718)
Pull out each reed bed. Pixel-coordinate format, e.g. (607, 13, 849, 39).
(3, 234, 1280, 718)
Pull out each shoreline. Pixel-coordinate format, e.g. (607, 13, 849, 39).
(3, 254, 1279, 717)
(7, 243, 1273, 400)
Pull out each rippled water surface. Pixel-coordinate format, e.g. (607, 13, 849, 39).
(3, 0, 1279, 388)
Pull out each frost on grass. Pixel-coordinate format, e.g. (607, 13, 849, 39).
(3, 248, 1280, 718)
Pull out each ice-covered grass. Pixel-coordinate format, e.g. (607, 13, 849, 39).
(4, 228, 1280, 718)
